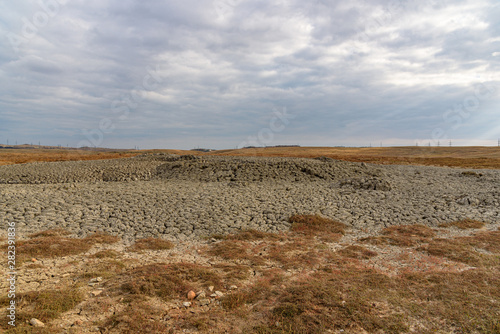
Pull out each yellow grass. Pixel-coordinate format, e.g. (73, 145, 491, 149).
(2, 146, 500, 168)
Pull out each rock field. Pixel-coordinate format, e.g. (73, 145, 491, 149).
(1, 154, 499, 241)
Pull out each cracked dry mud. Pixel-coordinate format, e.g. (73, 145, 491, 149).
(0, 154, 499, 241)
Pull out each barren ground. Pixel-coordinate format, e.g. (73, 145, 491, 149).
(0, 147, 499, 333)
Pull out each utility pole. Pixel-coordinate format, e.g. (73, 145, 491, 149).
(449, 140, 452, 147)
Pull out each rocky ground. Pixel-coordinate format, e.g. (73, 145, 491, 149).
(1, 154, 499, 333)
(0, 154, 499, 241)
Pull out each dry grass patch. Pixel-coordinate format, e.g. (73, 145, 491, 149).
(206, 239, 266, 265)
(419, 230, 500, 267)
(338, 245, 378, 259)
(221, 269, 285, 311)
(127, 237, 174, 252)
(439, 218, 486, 229)
(400, 269, 500, 333)
(16, 236, 92, 263)
(13, 229, 120, 263)
(0, 287, 83, 331)
(289, 214, 346, 242)
(89, 249, 121, 259)
(28, 228, 71, 238)
(253, 268, 407, 334)
(207, 230, 334, 270)
(116, 263, 224, 301)
(361, 224, 435, 247)
(464, 229, 500, 253)
(247, 265, 500, 333)
(419, 238, 499, 267)
(225, 229, 285, 241)
(78, 260, 127, 279)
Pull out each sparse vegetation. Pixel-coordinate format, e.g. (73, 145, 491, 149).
(117, 263, 224, 301)
(2, 220, 499, 333)
(439, 218, 486, 229)
(361, 224, 435, 247)
(89, 249, 121, 259)
(127, 237, 174, 252)
(289, 214, 347, 242)
(0, 288, 82, 331)
(28, 228, 71, 238)
(338, 245, 378, 259)
(15, 236, 92, 263)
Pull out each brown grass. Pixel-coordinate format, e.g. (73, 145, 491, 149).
(337, 245, 378, 259)
(117, 263, 224, 301)
(4, 146, 500, 169)
(3, 217, 499, 333)
(89, 249, 121, 259)
(0, 147, 201, 166)
(0, 148, 139, 166)
(127, 238, 174, 252)
(439, 218, 486, 229)
(0, 287, 83, 331)
(361, 224, 435, 247)
(15, 236, 92, 263)
(11, 230, 121, 263)
(225, 229, 285, 241)
(28, 228, 71, 238)
(462, 230, 500, 253)
(206, 224, 337, 269)
(289, 214, 347, 242)
(419, 238, 499, 267)
(211, 146, 500, 169)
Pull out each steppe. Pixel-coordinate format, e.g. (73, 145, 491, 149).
(0, 146, 499, 333)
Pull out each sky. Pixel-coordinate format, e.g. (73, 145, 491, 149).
(1, 0, 499, 150)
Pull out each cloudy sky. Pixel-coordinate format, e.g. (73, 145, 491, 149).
(1, 0, 499, 149)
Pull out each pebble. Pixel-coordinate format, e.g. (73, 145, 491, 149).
(30, 318, 45, 327)
(187, 290, 196, 300)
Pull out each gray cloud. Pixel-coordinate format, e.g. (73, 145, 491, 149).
(0, 0, 499, 149)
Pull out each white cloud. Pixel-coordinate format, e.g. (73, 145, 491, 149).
(0, 0, 499, 149)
